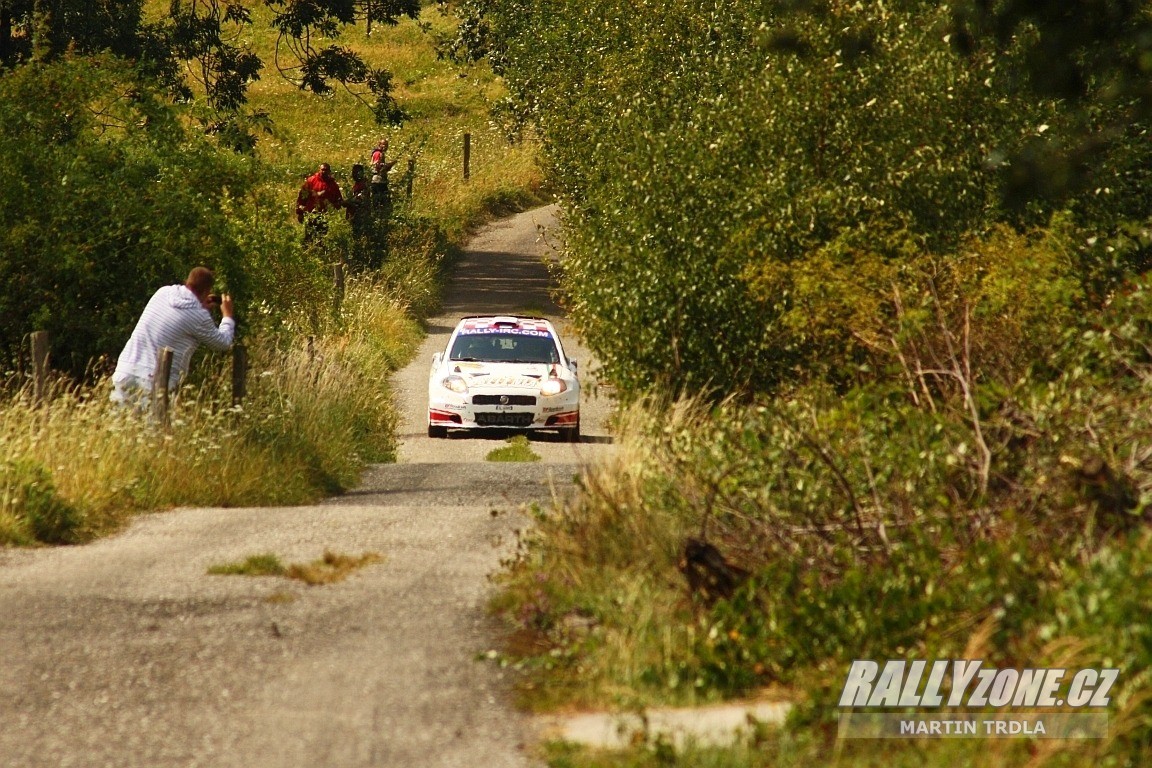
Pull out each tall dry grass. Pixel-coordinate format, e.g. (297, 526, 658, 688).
(0, 277, 421, 545)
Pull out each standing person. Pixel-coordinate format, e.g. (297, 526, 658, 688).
(295, 162, 345, 241)
(346, 163, 373, 268)
(347, 163, 369, 231)
(110, 267, 236, 409)
(370, 139, 397, 218)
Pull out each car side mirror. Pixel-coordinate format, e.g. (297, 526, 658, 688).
(569, 359, 578, 374)
(432, 352, 443, 367)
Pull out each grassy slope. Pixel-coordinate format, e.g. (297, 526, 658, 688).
(242, 5, 545, 237)
(0, 5, 546, 544)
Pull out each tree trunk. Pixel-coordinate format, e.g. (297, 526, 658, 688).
(0, 3, 13, 67)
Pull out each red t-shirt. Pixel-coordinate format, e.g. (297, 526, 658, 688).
(296, 172, 345, 220)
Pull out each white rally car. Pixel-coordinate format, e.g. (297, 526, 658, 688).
(428, 315, 580, 441)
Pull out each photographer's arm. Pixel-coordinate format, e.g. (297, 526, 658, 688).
(193, 296, 236, 351)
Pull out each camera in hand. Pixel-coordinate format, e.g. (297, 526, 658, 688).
(208, 294, 221, 305)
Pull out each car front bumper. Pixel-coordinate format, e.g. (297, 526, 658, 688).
(428, 387, 579, 432)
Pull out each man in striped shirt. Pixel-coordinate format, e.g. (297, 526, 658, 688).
(110, 267, 236, 408)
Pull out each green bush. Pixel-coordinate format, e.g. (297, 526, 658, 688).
(755, 223, 1086, 388)
(0, 56, 324, 378)
(1039, 533, 1152, 758)
(467, 0, 1068, 396)
(492, 286, 1152, 749)
(462, 0, 1152, 400)
(0, 459, 82, 545)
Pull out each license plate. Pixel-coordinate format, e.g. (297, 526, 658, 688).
(475, 412, 533, 427)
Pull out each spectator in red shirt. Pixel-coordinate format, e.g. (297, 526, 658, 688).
(295, 163, 345, 241)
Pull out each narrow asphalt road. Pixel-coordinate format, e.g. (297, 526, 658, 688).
(0, 205, 615, 768)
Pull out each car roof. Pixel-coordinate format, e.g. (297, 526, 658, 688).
(452, 315, 557, 334)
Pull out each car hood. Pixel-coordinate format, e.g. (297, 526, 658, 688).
(447, 361, 567, 389)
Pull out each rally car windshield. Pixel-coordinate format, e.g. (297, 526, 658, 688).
(450, 332, 560, 364)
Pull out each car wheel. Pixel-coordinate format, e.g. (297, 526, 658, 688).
(562, 420, 581, 443)
(428, 424, 448, 438)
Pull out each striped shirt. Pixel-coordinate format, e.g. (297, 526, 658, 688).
(113, 284, 235, 390)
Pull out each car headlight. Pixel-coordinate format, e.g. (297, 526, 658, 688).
(441, 375, 468, 394)
(540, 378, 567, 396)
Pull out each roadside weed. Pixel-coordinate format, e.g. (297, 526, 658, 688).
(209, 550, 383, 585)
(208, 553, 285, 577)
(487, 435, 542, 462)
(285, 550, 384, 585)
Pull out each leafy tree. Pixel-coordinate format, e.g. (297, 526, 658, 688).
(458, 0, 1152, 399)
(0, 0, 150, 63)
(0, 57, 256, 377)
(160, 0, 266, 151)
(952, 0, 1152, 108)
(462, 0, 1046, 395)
(0, 0, 421, 148)
(950, 0, 1152, 209)
(267, 0, 417, 125)
(361, 0, 421, 35)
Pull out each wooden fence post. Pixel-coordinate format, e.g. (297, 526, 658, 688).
(463, 132, 471, 180)
(232, 344, 248, 407)
(30, 331, 49, 405)
(151, 347, 173, 426)
(405, 158, 415, 199)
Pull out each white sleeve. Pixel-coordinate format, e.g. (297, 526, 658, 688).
(190, 312, 235, 352)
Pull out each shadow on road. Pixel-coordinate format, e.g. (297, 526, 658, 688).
(433, 428, 614, 445)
